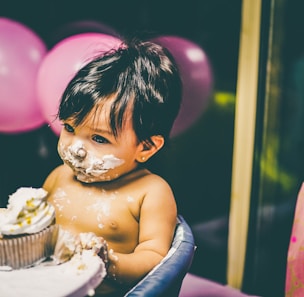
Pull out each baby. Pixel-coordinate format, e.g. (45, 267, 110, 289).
(43, 38, 182, 296)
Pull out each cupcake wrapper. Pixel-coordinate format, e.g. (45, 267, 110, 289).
(0, 224, 59, 269)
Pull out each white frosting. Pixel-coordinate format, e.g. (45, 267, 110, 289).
(0, 250, 106, 297)
(51, 228, 78, 265)
(52, 228, 107, 267)
(58, 141, 125, 183)
(0, 187, 55, 236)
(78, 232, 105, 254)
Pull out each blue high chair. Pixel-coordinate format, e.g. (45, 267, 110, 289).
(124, 215, 196, 297)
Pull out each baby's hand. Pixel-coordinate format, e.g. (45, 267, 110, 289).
(77, 232, 109, 268)
(97, 238, 109, 270)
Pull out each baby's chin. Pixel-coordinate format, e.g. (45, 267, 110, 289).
(74, 171, 114, 183)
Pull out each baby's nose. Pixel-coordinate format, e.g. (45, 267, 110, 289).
(75, 147, 87, 159)
(69, 142, 87, 159)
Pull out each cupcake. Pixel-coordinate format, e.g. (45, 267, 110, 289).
(0, 187, 59, 269)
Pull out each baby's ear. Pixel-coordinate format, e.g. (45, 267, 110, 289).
(136, 135, 164, 163)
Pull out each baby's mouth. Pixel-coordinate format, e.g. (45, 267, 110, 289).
(71, 164, 87, 174)
(70, 162, 107, 177)
(64, 159, 85, 173)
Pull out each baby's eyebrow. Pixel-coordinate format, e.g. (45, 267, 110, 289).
(92, 127, 113, 135)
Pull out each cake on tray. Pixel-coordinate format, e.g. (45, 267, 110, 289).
(0, 249, 106, 297)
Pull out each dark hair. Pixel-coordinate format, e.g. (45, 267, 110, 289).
(58, 38, 182, 145)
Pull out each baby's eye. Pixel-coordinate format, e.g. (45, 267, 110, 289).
(92, 135, 109, 144)
(64, 123, 74, 133)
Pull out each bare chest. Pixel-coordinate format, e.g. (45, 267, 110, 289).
(48, 185, 139, 243)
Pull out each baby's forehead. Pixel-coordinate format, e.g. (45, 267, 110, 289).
(82, 104, 112, 129)
(84, 99, 133, 130)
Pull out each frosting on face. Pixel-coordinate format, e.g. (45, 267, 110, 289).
(58, 141, 125, 183)
(0, 187, 55, 236)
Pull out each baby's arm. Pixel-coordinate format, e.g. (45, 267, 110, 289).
(106, 175, 177, 286)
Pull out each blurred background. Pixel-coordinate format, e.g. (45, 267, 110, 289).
(1, 1, 304, 296)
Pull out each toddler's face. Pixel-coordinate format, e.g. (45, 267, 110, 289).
(57, 100, 143, 183)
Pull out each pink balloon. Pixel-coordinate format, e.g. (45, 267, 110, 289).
(49, 20, 119, 47)
(36, 33, 122, 135)
(0, 17, 47, 133)
(152, 36, 213, 137)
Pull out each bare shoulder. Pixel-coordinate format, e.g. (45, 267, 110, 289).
(138, 170, 177, 209)
(132, 169, 173, 194)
